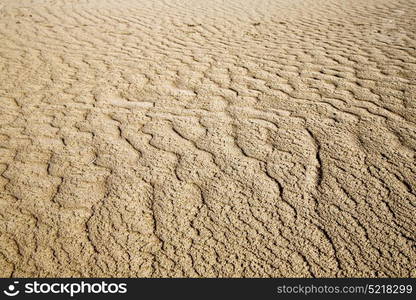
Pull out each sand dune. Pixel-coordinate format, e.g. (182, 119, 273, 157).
(0, 0, 415, 277)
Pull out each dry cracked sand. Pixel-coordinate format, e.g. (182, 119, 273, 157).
(0, 0, 415, 278)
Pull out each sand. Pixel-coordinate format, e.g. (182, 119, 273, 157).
(0, 0, 415, 278)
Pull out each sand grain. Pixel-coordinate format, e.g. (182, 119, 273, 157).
(0, 0, 415, 277)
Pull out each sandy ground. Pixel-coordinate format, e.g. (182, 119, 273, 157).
(0, 0, 415, 278)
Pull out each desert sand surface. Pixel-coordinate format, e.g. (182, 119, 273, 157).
(0, 0, 415, 277)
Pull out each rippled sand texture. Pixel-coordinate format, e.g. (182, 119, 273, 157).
(0, 0, 415, 277)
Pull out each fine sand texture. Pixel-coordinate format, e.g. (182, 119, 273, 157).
(0, 0, 415, 277)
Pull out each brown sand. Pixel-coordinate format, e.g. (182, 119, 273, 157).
(0, 0, 415, 277)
